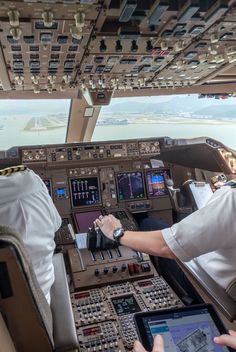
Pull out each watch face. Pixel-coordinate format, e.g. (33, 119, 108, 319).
(113, 227, 124, 241)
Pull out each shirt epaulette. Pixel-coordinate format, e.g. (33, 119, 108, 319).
(0, 165, 27, 176)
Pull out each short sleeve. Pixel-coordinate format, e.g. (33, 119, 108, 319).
(162, 188, 236, 262)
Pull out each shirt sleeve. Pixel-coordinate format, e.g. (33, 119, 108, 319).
(161, 187, 236, 262)
(32, 170, 62, 232)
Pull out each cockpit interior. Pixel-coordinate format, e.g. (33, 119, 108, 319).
(0, 1, 236, 351)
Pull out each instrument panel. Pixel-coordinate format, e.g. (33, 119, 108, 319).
(1, 0, 236, 96)
(21, 139, 161, 163)
(71, 277, 182, 351)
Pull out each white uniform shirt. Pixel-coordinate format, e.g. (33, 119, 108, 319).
(162, 186, 236, 290)
(0, 169, 61, 303)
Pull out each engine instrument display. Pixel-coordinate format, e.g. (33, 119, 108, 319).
(146, 169, 171, 197)
(117, 171, 145, 201)
(70, 177, 101, 207)
(111, 294, 141, 316)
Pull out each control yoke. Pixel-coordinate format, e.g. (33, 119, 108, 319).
(165, 179, 191, 214)
(87, 225, 118, 251)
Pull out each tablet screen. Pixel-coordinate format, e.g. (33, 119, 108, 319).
(134, 305, 233, 352)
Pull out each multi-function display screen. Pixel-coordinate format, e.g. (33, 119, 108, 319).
(117, 171, 145, 201)
(70, 177, 101, 207)
(146, 169, 171, 197)
(73, 210, 102, 232)
(111, 294, 141, 316)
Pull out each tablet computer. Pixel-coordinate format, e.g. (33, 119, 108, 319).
(134, 304, 234, 352)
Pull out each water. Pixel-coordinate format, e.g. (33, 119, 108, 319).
(92, 123, 236, 150)
(1, 119, 236, 151)
(0, 115, 67, 149)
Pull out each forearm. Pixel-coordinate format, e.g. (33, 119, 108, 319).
(120, 229, 176, 259)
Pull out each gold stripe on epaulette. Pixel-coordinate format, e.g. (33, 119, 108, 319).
(0, 165, 27, 176)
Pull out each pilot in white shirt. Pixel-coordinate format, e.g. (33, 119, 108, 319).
(0, 167, 61, 304)
(95, 184, 236, 292)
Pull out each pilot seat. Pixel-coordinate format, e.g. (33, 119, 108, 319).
(0, 225, 78, 352)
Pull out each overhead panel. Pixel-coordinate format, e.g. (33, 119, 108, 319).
(0, 0, 236, 99)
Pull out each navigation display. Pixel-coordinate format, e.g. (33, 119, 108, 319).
(146, 169, 171, 197)
(117, 171, 145, 201)
(73, 210, 102, 232)
(111, 295, 141, 316)
(134, 305, 232, 352)
(70, 177, 101, 207)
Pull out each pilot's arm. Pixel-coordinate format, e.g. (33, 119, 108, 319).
(95, 186, 236, 261)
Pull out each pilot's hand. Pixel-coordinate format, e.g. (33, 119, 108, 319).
(214, 330, 236, 349)
(133, 335, 164, 352)
(94, 214, 122, 240)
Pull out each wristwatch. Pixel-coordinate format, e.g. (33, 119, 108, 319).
(113, 227, 125, 245)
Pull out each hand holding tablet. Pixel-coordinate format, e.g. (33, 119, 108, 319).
(134, 304, 235, 352)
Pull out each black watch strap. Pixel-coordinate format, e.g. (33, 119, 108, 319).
(113, 227, 125, 245)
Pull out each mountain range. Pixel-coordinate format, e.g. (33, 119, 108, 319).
(103, 96, 236, 119)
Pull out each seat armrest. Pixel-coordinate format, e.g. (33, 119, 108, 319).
(179, 260, 236, 322)
(50, 253, 78, 352)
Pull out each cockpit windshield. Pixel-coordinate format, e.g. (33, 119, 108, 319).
(0, 99, 71, 149)
(92, 94, 236, 150)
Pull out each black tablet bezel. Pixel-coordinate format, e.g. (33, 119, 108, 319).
(134, 304, 235, 352)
